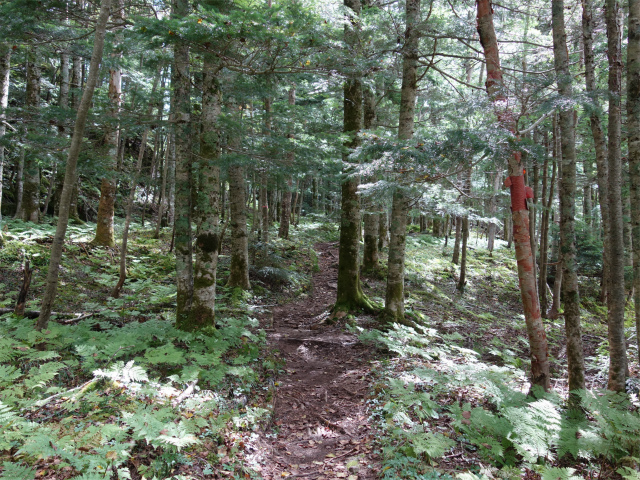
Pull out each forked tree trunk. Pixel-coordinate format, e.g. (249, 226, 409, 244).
(37, 0, 112, 330)
(173, 0, 194, 329)
(383, 0, 420, 323)
(605, 0, 628, 392)
(629, 0, 640, 363)
(476, 0, 550, 391)
(552, 0, 586, 394)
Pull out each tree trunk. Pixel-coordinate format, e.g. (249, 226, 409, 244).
(278, 89, 295, 239)
(37, 0, 112, 330)
(335, 0, 372, 313)
(16, 47, 41, 223)
(605, 0, 628, 392)
(0, 45, 10, 234)
(457, 169, 472, 292)
(112, 71, 161, 299)
(383, 0, 420, 323)
(92, 12, 124, 246)
(477, 0, 550, 391)
(452, 216, 462, 264)
(378, 209, 389, 249)
(227, 165, 251, 290)
(628, 0, 640, 363)
(552, 0, 586, 394)
(190, 57, 223, 327)
(582, 0, 611, 305)
(487, 171, 501, 253)
(173, 0, 194, 329)
(539, 150, 557, 317)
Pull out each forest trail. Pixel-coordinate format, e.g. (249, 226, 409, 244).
(254, 242, 379, 480)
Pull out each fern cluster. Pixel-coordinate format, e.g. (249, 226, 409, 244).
(0, 313, 266, 479)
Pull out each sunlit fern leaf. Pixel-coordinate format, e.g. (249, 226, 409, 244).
(94, 360, 149, 384)
(0, 462, 35, 480)
(541, 467, 583, 480)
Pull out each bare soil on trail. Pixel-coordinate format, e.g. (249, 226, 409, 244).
(253, 242, 380, 480)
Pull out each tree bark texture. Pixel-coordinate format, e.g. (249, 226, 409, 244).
(477, 0, 551, 391)
(0, 45, 10, 230)
(605, 0, 628, 392)
(552, 0, 586, 393)
(92, 23, 123, 246)
(16, 47, 41, 223)
(173, 0, 194, 329)
(37, 0, 113, 330)
(190, 57, 223, 328)
(582, 0, 611, 305)
(227, 165, 251, 290)
(628, 0, 640, 363)
(336, 0, 372, 313)
(452, 216, 462, 264)
(384, 0, 419, 323)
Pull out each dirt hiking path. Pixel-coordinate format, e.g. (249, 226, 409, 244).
(254, 242, 380, 480)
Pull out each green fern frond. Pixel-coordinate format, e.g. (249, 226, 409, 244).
(0, 462, 35, 480)
(540, 467, 583, 480)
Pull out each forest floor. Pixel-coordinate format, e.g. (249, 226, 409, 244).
(252, 241, 380, 480)
(0, 218, 639, 480)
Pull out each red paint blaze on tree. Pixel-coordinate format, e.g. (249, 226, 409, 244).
(476, 0, 551, 391)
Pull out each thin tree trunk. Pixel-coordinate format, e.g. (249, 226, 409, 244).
(37, 0, 112, 330)
(384, 0, 420, 323)
(92, 7, 123, 246)
(583, 0, 611, 305)
(487, 171, 501, 253)
(0, 45, 9, 236)
(477, 0, 550, 391)
(457, 169, 471, 292)
(112, 71, 161, 299)
(16, 47, 40, 222)
(278, 88, 295, 239)
(629, 0, 640, 363)
(155, 134, 171, 238)
(227, 165, 251, 290)
(552, 0, 586, 394)
(452, 216, 462, 264)
(378, 209, 389, 249)
(605, 0, 628, 392)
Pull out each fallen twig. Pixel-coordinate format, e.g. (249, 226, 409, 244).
(314, 413, 351, 436)
(0, 308, 94, 323)
(33, 379, 96, 408)
(172, 380, 198, 407)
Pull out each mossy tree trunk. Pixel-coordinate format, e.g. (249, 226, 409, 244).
(335, 0, 373, 313)
(552, 0, 586, 395)
(190, 57, 223, 328)
(361, 84, 380, 273)
(173, 0, 194, 330)
(383, 0, 420, 324)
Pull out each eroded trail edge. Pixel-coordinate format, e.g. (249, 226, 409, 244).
(253, 242, 379, 480)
